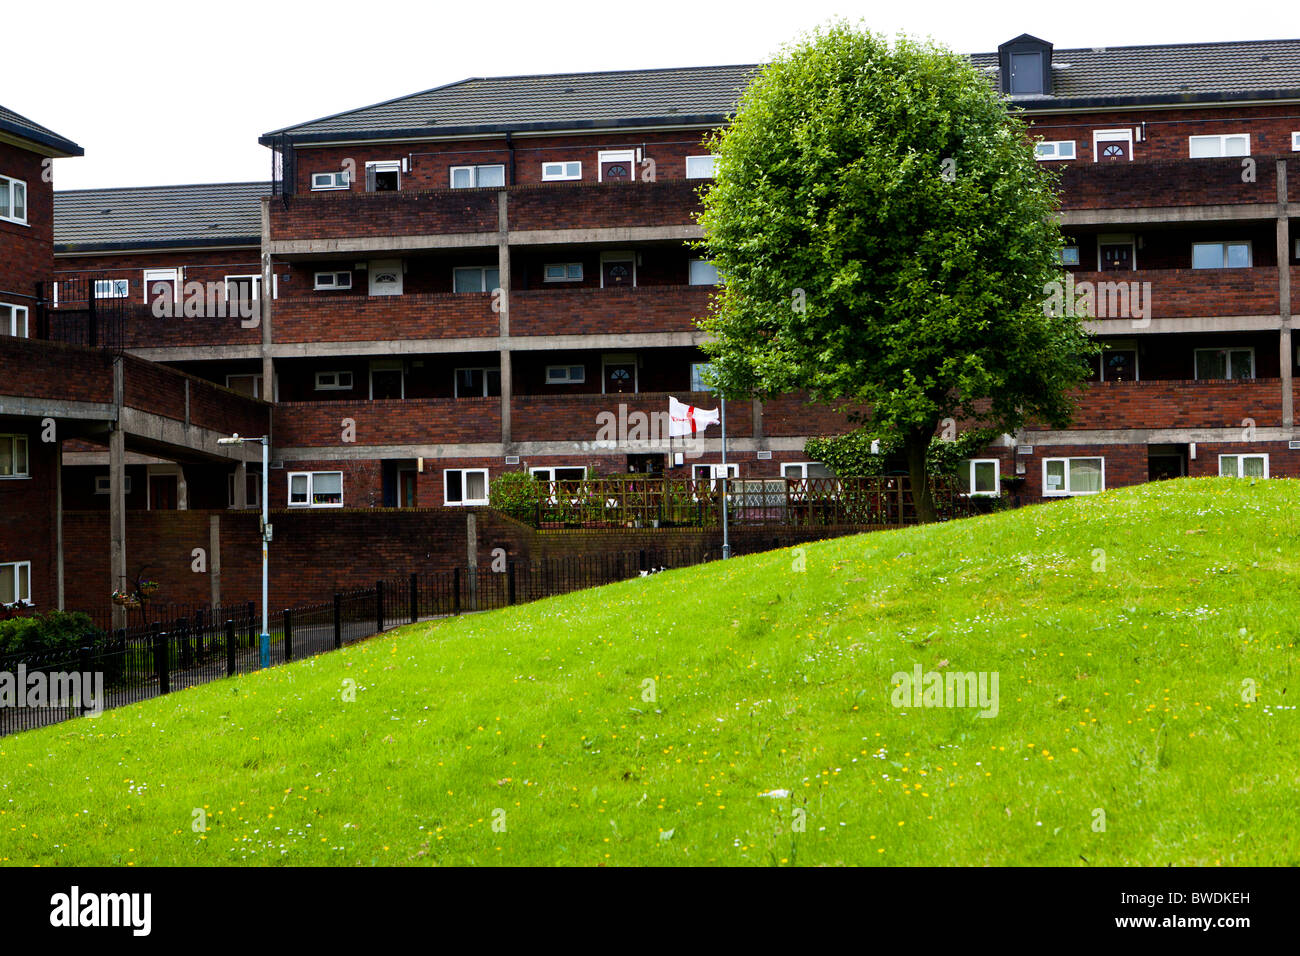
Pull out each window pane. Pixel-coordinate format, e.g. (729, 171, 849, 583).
(12, 182, 23, 220)
(0, 437, 11, 476)
(1226, 243, 1250, 268)
(1045, 460, 1066, 491)
(17, 564, 28, 601)
(0, 181, 9, 218)
(1189, 137, 1220, 158)
(566, 263, 582, 278)
(0, 565, 13, 603)
(312, 473, 342, 504)
(973, 460, 997, 493)
(555, 468, 585, 483)
(485, 368, 501, 396)
(1225, 136, 1249, 156)
(689, 260, 719, 285)
(446, 472, 464, 503)
(1220, 456, 1240, 477)
(289, 474, 308, 503)
(465, 470, 485, 502)
(1192, 244, 1222, 269)
(478, 165, 504, 187)
(1243, 456, 1265, 477)
(14, 437, 26, 475)
(1228, 350, 1253, 379)
(453, 268, 480, 293)
(451, 168, 472, 189)
(485, 269, 500, 291)
(1069, 458, 1102, 493)
(1196, 350, 1227, 379)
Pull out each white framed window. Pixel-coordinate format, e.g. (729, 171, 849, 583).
(444, 468, 489, 506)
(453, 266, 500, 293)
(781, 462, 834, 480)
(541, 161, 582, 181)
(454, 367, 501, 397)
(1192, 241, 1251, 269)
(1189, 134, 1250, 158)
(1034, 141, 1076, 161)
(1220, 454, 1269, 478)
(314, 370, 354, 391)
(311, 170, 351, 190)
(960, 459, 1001, 496)
(688, 259, 720, 286)
(1042, 457, 1104, 496)
(530, 466, 587, 483)
(142, 268, 180, 305)
(365, 161, 403, 192)
(0, 174, 27, 225)
(1292, 132, 1300, 152)
(692, 463, 740, 488)
(0, 561, 31, 605)
(314, 271, 353, 290)
(288, 471, 343, 508)
(225, 373, 263, 398)
(449, 164, 505, 189)
(94, 475, 133, 494)
(227, 471, 261, 508)
(1, 303, 29, 338)
(1092, 129, 1134, 162)
(685, 155, 718, 179)
(1194, 347, 1255, 380)
(690, 362, 714, 393)
(545, 364, 585, 385)
(225, 274, 276, 304)
(1059, 246, 1081, 266)
(0, 434, 29, 478)
(543, 263, 583, 282)
(94, 278, 129, 298)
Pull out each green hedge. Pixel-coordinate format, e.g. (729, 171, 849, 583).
(0, 611, 104, 658)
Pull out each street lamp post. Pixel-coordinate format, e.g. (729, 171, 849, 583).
(720, 398, 730, 560)
(218, 434, 270, 668)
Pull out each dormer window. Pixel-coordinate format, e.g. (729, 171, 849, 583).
(998, 34, 1053, 97)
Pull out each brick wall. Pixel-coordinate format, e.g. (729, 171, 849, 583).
(270, 188, 499, 241)
(510, 285, 710, 336)
(273, 292, 499, 342)
(0, 438, 58, 610)
(508, 179, 702, 231)
(1026, 378, 1285, 430)
(1067, 268, 1278, 320)
(512, 391, 751, 443)
(762, 393, 860, 437)
(274, 397, 500, 446)
(0, 141, 53, 303)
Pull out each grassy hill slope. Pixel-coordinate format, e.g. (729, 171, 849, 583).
(2, 478, 1297, 866)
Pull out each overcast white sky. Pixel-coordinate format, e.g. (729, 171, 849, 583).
(12, 0, 1300, 190)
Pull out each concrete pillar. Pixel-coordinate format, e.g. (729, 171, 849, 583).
(208, 514, 221, 608)
(110, 357, 127, 629)
(260, 200, 275, 400)
(1276, 160, 1293, 429)
(233, 461, 248, 509)
(497, 190, 512, 448)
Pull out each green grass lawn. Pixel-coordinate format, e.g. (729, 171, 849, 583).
(2, 478, 1297, 866)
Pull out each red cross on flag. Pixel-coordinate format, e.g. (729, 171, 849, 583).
(669, 396, 720, 437)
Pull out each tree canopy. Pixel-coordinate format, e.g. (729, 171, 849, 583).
(697, 23, 1095, 520)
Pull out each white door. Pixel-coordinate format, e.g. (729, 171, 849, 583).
(368, 259, 403, 296)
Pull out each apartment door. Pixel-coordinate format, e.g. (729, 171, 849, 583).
(1148, 444, 1188, 481)
(368, 259, 403, 296)
(1095, 131, 1133, 161)
(149, 474, 177, 511)
(1100, 243, 1134, 271)
(601, 256, 635, 288)
(397, 468, 418, 508)
(370, 360, 405, 399)
(598, 150, 636, 182)
(602, 354, 637, 393)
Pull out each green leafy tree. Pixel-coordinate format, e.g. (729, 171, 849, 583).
(697, 22, 1095, 521)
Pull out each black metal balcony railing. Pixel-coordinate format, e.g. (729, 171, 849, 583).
(32, 277, 129, 351)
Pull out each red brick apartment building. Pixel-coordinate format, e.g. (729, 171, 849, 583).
(6, 35, 1300, 614)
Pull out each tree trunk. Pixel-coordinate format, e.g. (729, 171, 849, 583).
(904, 433, 937, 524)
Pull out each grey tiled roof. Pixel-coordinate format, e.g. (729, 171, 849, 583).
(260, 64, 760, 143)
(54, 182, 269, 251)
(0, 103, 82, 156)
(263, 39, 1300, 144)
(970, 37, 1300, 104)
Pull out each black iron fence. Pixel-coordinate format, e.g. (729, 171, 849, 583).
(32, 276, 130, 351)
(0, 543, 798, 737)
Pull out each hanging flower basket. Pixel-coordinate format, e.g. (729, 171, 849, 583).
(111, 590, 141, 608)
(138, 581, 159, 596)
